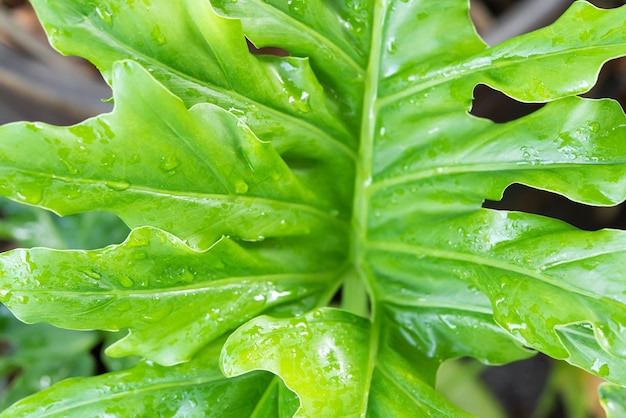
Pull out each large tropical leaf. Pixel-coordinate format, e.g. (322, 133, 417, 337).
(0, 339, 300, 417)
(1, 0, 626, 415)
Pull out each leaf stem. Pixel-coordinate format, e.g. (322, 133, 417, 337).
(341, 268, 369, 317)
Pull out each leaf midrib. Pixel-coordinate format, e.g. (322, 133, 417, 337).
(370, 160, 626, 192)
(14, 270, 342, 299)
(352, 0, 388, 415)
(31, 372, 238, 417)
(1, 167, 349, 230)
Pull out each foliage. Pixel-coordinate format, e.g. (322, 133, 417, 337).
(0, 0, 626, 415)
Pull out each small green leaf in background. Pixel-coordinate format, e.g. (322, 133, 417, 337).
(600, 383, 626, 417)
(0, 306, 98, 410)
(0, 194, 129, 407)
(0, 197, 129, 250)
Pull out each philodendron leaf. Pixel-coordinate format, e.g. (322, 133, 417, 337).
(0, 226, 342, 365)
(222, 308, 472, 417)
(1, 0, 626, 415)
(0, 59, 349, 251)
(0, 340, 299, 418)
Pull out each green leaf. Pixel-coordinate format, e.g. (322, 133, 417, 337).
(31, 0, 357, 203)
(599, 384, 626, 418)
(0, 340, 299, 417)
(0, 59, 348, 251)
(0, 226, 341, 365)
(600, 383, 626, 418)
(1, 0, 626, 415)
(0, 306, 98, 410)
(0, 197, 128, 250)
(222, 308, 472, 417)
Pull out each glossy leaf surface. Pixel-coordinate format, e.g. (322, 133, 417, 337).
(0, 225, 340, 365)
(0, 0, 626, 415)
(0, 340, 299, 417)
(222, 308, 472, 417)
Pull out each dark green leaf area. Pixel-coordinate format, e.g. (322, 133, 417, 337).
(0, 227, 341, 365)
(0, 340, 299, 418)
(0, 306, 99, 410)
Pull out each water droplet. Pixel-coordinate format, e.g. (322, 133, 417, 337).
(39, 375, 51, 389)
(159, 155, 179, 172)
(82, 269, 102, 280)
(16, 294, 29, 304)
(287, 91, 311, 113)
(58, 148, 79, 175)
(520, 146, 540, 165)
(105, 180, 131, 191)
(118, 275, 134, 288)
(94, 6, 113, 27)
(588, 121, 600, 132)
(150, 25, 166, 45)
(287, 0, 306, 17)
(142, 304, 172, 322)
(132, 250, 147, 260)
(386, 39, 397, 54)
(16, 185, 43, 205)
(235, 181, 249, 194)
(179, 268, 195, 283)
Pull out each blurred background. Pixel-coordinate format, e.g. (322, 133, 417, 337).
(0, 0, 625, 416)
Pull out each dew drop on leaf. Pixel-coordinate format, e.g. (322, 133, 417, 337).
(16, 185, 43, 205)
(150, 25, 166, 45)
(82, 269, 102, 280)
(235, 181, 249, 194)
(118, 275, 135, 288)
(94, 6, 113, 27)
(159, 155, 180, 172)
(287, 0, 306, 17)
(105, 180, 131, 191)
(142, 304, 172, 322)
(589, 121, 600, 132)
